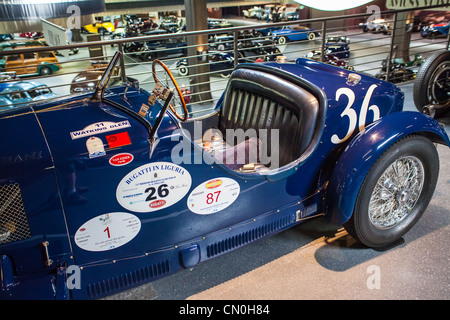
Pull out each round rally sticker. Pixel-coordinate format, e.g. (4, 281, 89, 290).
(74, 212, 141, 252)
(187, 177, 240, 215)
(116, 162, 192, 213)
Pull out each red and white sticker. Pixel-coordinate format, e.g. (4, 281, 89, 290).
(109, 153, 134, 166)
(116, 162, 192, 213)
(106, 131, 131, 149)
(74, 212, 141, 252)
(187, 177, 240, 215)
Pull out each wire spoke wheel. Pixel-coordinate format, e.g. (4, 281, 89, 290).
(152, 59, 188, 121)
(427, 62, 450, 105)
(368, 156, 424, 229)
(343, 135, 439, 248)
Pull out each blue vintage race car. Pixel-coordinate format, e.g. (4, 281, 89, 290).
(420, 22, 449, 38)
(0, 51, 448, 300)
(270, 25, 318, 44)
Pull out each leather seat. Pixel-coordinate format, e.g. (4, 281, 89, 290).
(218, 67, 320, 168)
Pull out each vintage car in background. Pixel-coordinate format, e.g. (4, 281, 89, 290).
(375, 54, 424, 83)
(208, 33, 234, 51)
(254, 26, 283, 37)
(0, 49, 61, 76)
(375, 63, 416, 83)
(0, 80, 56, 108)
(208, 31, 281, 61)
(413, 50, 450, 117)
(19, 32, 44, 39)
(0, 71, 18, 82)
(243, 6, 266, 19)
(239, 39, 282, 62)
(207, 18, 233, 29)
(325, 36, 350, 59)
(176, 51, 235, 78)
(70, 62, 121, 94)
(159, 22, 182, 33)
(306, 50, 354, 70)
(359, 18, 392, 34)
(124, 35, 186, 61)
(278, 7, 301, 21)
(82, 21, 115, 34)
(420, 22, 449, 38)
(0, 51, 448, 300)
(270, 25, 318, 44)
(0, 34, 14, 41)
(125, 15, 158, 34)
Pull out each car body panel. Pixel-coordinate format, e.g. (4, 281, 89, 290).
(83, 22, 115, 34)
(0, 80, 57, 107)
(421, 22, 449, 37)
(271, 26, 316, 41)
(0, 51, 60, 76)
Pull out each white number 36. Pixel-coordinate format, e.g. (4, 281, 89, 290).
(331, 84, 380, 144)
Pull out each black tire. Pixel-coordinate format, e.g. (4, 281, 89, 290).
(278, 36, 287, 45)
(217, 43, 226, 51)
(142, 52, 155, 61)
(413, 50, 450, 117)
(178, 66, 189, 76)
(39, 66, 52, 76)
(343, 135, 439, 248)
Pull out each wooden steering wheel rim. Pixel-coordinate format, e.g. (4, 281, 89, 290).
(152, 59, 188, 121)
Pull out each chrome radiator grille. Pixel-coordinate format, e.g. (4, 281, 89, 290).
(0, 183, 32, 245)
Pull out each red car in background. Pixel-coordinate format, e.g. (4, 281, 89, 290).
(19, 32, 44, 39)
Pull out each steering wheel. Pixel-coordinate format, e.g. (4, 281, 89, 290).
(152, 59, 189, 121)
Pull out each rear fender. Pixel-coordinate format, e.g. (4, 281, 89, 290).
(326, 111, 450, 225)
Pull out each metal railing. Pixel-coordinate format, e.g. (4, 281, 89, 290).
(0, 4, 449, 118)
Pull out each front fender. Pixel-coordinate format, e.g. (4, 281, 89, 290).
(326, 111, 450, 225)
(39, 62, 60, 72)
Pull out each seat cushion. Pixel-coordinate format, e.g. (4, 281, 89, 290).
(218, 67, 320, 167)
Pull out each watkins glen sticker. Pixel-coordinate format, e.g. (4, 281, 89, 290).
(74, 212, 141, 252)
(109, 153, 134, 166)
(187, 177, 240, 215)
(70, 120, 131, 140)
(116, 162, 192, 213)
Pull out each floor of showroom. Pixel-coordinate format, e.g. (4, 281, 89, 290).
(103, 81, 450, 300)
